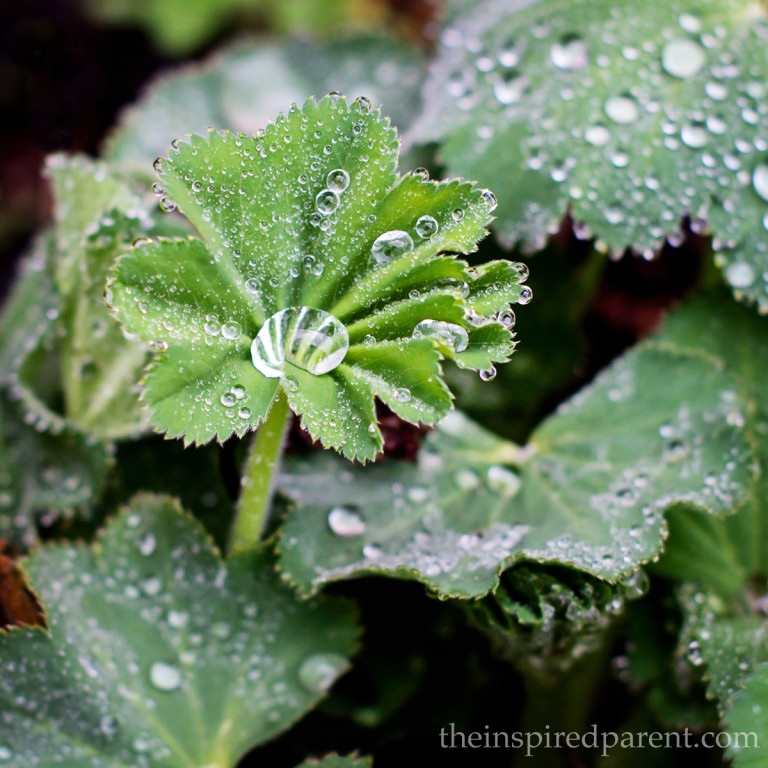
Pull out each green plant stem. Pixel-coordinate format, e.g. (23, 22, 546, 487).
(229, 389, 291, 554)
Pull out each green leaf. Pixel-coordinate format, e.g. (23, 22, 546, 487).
(410, 0, 768, 310)
(278, 319, 755, 598)
(652, 291, 768, 592)
(45, 154, 142, 298)
(469, 564, 638, 675)
(104, 36, 425, 169)
(295, 756, 372, 768)
(0, 236, 58, 382)
(681, 589, 766, 767)
(85, 0, 384, 56)
(0, 394, 111, 549)
(108, 95, 525, 459)
(0, 494, 358, 768)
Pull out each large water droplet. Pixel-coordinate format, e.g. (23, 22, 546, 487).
(298, 653, 348, 693)
(604, 95, 639, 125)
(550, 36, 588, 70)
(327, 505, 366, 537)
(415, 215, 439, 238)
(661, 38, 706, 79)
(149, 661, 182, 692)
(681, 123, 708, 149)
(413, 319, 469, 352)
(315, 189, 339, 215)
(251, 307, 349, 378)
(326, 169, 350, 192)
(753, 163, 768, 202)
(371, 230, 414, 264)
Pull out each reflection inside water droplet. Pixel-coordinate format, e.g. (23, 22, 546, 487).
(251, 307, 349, 378)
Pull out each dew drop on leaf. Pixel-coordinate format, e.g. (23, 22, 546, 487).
(251, 307, 349, 378)
(298, 653, 347, 693)
(604, 95, 639, 125)
(221, 321, 242, 340)
(315, 189, 340, 215)
(753, 163, 768, 202)
(486, 465, 522, 497)
(550, 36, 589, 70)
(584, 124, 611, 147)
(479, 365, 497, 381)
(517, 286, 533, 305)
(725, 262, 756, 289)
(371, 230, 414, 264)
(661, 38, 706, 79)
(415, 215, 439, 238)
(326, 169, 350, 192)
(497, 309, 516, 328)
(149, 661, 182, 692)
(327, 505, 366, 537)
(394, 387, 412, 403)
(99, 715, 119, 737)
(413, 319, 469, 352)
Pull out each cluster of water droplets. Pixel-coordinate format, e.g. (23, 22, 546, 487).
(0, 503, 357, 766)
(422, 1, 768, 304)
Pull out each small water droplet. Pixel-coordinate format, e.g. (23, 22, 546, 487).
(99, 715, 119, 737)
(221, 321, 242, 340)
(327, 505, 366, 537)
(221, 392, 237, 407)
(415, 215, 439, 238)
(753, 163, 768, 202)
(394, 387, 412, 403)
(604, 95, 639, 125)
(481, 189, 497, 211)
(497, 309, 516, 328)
(139, 534, 157, 556)
(251, 307, 349, 378)
(298, 653, 347, 693)
(371, 230, 414, 264)
(681, 123, 708, 148)
(550, 35, 589, 70)
(662, 38, 706, 79)
(517, 285, 533, 305)
(479, 365, 497, 381)
(487, 465, 521, 497)
(725, 262, 756, 289)
(326, 169, 350, 192)
(585, 124, 610, 147)
(149, 662, 182, 692)
(492, 71, 529, 105)
(454, 469, 480, 490)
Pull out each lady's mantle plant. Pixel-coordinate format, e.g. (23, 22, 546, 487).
(106, 94, 529, 547)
